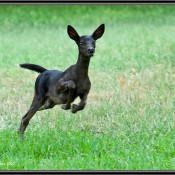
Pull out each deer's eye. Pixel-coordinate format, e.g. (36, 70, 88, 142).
(80, 42, 85, 46)
(93, 41, 96, 45)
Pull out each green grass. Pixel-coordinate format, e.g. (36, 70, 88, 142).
(0, 5, 175, 170)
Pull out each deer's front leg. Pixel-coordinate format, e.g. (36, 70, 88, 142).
(71, 93, 88, 113)
(61, 80, 76, 110)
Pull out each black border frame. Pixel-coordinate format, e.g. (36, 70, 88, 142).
(0, 1, 175, 4)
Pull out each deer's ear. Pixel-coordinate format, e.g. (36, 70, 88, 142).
(67, 25, 80, 42)
(91, 24, 105, 40)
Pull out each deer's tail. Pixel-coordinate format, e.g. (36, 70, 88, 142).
(18, 63, 47, 73)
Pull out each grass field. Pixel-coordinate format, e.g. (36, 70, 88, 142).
(0, 5, 175, 170)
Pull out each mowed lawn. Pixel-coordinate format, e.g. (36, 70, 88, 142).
(0, 5, 175, 170)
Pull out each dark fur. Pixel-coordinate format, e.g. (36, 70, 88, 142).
(18, 24, 105, 138)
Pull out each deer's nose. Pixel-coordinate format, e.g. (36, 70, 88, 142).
(88, 48, 94, 54)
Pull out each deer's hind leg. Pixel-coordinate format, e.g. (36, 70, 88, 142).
(19, 94, 46, 139)
(38, 98, 55, 111)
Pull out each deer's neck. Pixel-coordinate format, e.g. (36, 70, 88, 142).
(76, 53, 90, 77)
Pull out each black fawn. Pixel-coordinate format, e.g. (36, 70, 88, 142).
(18, 24, 105, 139)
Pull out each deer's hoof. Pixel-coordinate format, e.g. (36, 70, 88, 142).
(61, 104, 71, 110)
(71, 104, 79, 113)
